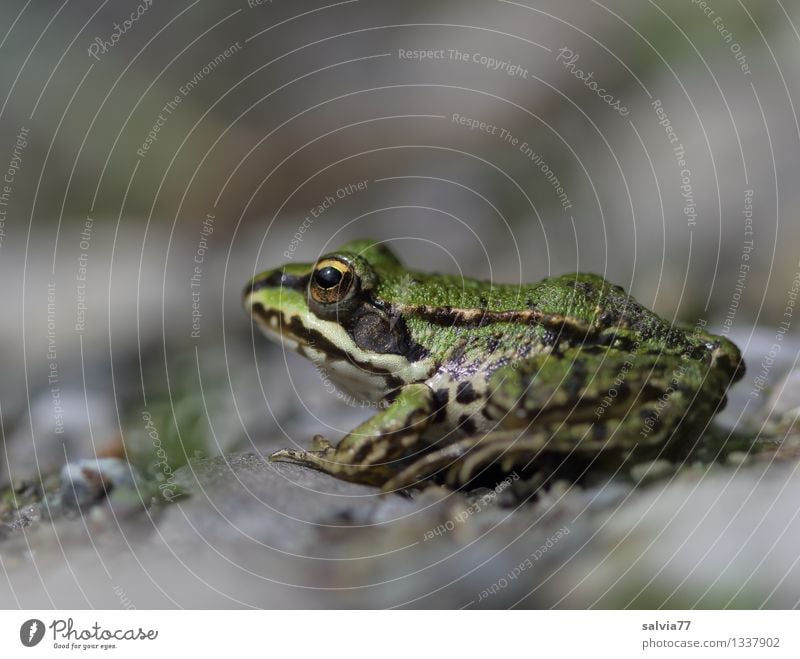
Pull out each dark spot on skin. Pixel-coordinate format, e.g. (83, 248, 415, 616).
(287, 316, 346, 359)
(639, 408, 661, 428)
(250, 302, 279, 326)
(383, 389, 402, 404)
(595, 331, 636, 351)
(442, 354, 485, 381)
(564, 360, 587, 400)
(448, 340, 467, 364)
(455, 381, 480, 404)
(598, 309, 619, 326)
(517, 342, 533, 360)
(381, 313, 430, 362)
(405, 342, 430, 362)
(458, 414, 477, 435)
(353, 440, 375, 463)
(488, 356, 512, 373)
(634, 319, 660, 342)
(541, 327, 563, 347)
(432, 389, 449, 424)
(386, 374, 408, 390)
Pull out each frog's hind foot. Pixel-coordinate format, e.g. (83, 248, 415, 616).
(382, 431, 545, 493)
(269, 436, 401, 488)
(269, 435, 336, 471)
(269, 446, 337, 472)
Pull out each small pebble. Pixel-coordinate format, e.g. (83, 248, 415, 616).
(630, 459, 675, 484)
(726, 451, 751, 466)
(58, 458, 139, 512)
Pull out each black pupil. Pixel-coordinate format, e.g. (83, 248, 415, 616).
(315, 266, 343, 289)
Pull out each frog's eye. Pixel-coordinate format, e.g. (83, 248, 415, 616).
(310, 258, 354, 305)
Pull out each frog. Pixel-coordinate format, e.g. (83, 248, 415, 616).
(244, 239, 744, 492)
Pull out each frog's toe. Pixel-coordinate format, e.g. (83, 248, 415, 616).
(310, 435, 333, 451)
(269, 447, 304, 464)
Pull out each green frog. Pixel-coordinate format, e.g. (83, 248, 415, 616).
(244, 239, 744, 491)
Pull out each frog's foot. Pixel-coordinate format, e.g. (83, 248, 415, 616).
(269, 436, 404, 488)
(270, 385, 438, 488)
(310, 434, 333, 451)
(268, 434, 361, 478)
(269, 444, 338, 472)
(269, 436, 343, 470)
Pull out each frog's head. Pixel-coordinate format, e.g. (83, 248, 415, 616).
(244, 239, 431, 399)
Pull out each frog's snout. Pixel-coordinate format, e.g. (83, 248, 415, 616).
(243, 268, 306, 306)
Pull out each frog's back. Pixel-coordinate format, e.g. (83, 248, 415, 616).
(400, 270, 740, 380)
(533, 273, 744, 384)
(381, 270, 606, 317)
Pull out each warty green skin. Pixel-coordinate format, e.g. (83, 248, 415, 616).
(244, 239, 744, 491)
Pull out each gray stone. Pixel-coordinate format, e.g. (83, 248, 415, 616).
(4, 447, 800, 609)
(56, 458, 139, 513)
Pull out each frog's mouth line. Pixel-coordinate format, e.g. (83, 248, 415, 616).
(250, 302, 344, 358)
(248, 301, 414, 388)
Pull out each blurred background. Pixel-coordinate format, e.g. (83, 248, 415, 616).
(1, 0, 800, 609)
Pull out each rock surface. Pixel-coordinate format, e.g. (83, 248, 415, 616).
(2, 447, 799, 608)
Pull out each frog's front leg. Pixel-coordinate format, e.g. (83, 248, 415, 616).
(269, 383, 435, 486)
